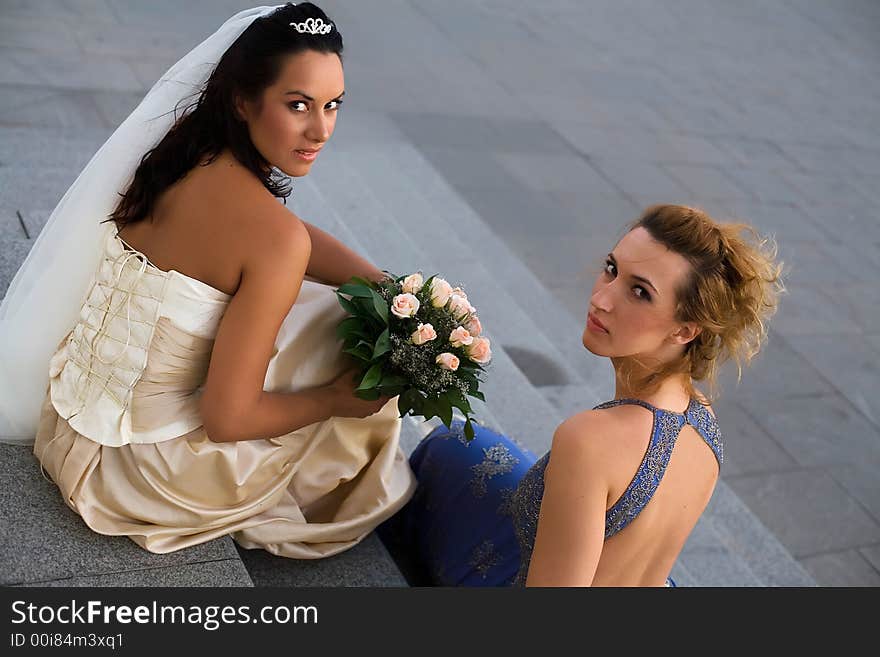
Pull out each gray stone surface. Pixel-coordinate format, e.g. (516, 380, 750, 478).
(17, 560, 254, 587)
(800, 550, 880, 588)
(769, 283, 863, 338)
(664, 164, 754, 202)
(829, 462, 880, 524)
(0, 445, 246, 586)
(236, 533, 407, 587)
(787, 334, 880, 428)
(703, 482, 816, 587)
(676, 546, 764, 587)
(746, 393, 880, 468)
(715, 331, 837, 404)
(709, 398, 798, 478)
(726, 470, 880, 558)
(0, 238, 33, 297)
(393, 112, 573, 154)
(860, 545, 880, 573)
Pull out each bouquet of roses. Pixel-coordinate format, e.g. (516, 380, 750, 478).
(335, 272, 492, 441)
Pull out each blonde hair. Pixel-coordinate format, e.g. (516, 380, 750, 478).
(622, 204, 784, 402)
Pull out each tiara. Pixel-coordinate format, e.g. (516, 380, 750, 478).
(290, 17, 333, 35)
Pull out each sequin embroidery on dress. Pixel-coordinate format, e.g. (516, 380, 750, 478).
(510, 398, 723, 585)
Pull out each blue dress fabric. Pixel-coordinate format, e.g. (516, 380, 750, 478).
(378, 398, 723, 587)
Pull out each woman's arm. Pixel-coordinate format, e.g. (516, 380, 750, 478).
(525, 413, 611, 586)
(199, 208, 387, 443)
(301, 220, 386, 285)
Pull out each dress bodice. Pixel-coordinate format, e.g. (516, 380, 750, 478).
(510, 398, 723, 585)
(48, 230, 231, 446)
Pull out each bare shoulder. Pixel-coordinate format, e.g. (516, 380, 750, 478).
(553, 404, 654, 456)
(192, 155, 310, 273)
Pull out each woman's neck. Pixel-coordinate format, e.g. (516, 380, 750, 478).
(611, 359, 693, 413)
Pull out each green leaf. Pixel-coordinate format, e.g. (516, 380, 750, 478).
(420, 395, 439, 422)
(380, 373, 409, 387)
(352, 298, 384, 329)
(470, 390, 486, 402)
(336, 292, 360, 316)
(397, 397, 411, 418)
(378, 374, 409, 398)
(435, 393, 453, 429)
(447, 388, 472, 415)
(338, 283, 375, 299)
(356, 363, 383, 391)
(337, 317, 367, 341)
(464, 418, 475, 442)
(344, 344, 373, 361)
(372, 328, 391, 360)
(370, 289, 389, 324)
(398, 388, 423, 417)
(458, 371, 480, 395)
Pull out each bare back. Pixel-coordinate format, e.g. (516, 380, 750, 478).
(527, 397, 722, 587)
(116, 151, 284, 296)
(115, 151, 324, 443)
(590, 402, 720, 586)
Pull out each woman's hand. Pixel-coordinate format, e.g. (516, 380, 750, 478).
(323, 368, 393, 418)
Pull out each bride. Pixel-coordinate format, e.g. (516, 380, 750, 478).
(0, 3, 415, 558)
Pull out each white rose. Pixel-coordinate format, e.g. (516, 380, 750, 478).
(436, 352, 460, 371)
(449, 326, 474, 348)
(430, 278, 453, 308)
(402, 272, 424, 295)
(391, 293, 420, 319)
(411, 323, 437, 345)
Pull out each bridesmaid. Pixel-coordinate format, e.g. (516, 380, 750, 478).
(379, 204, 783, 586)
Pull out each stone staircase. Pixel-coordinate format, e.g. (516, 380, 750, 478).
(0, 119, 815, 587)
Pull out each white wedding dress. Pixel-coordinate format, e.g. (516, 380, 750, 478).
(34, 225, 416, 558)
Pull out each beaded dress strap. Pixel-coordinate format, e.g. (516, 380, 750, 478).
(593, 398, 722, 467)
(592, 398, 657, 413)
(593, 398, 724, 538)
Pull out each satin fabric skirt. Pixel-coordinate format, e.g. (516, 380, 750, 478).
(34, 281, 416, 559)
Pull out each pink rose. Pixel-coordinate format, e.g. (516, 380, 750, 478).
(449, 326, 474, 348)
(464, 315, 482, 337)
(411, 323, 437, 345)
(436, 352, 460, 371)
(466, 336, 492, 364)
(402, 272, 424, 295)
(447, 294, 474, 320)
(430, 278, 453, 308)
(391, 293, 420, 319)
(451, 286, 468, 300)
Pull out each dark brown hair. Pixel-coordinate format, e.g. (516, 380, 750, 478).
(107, 3, 342, 229)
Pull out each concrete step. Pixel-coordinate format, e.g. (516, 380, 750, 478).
(235, 533, 407, 587)
(0, 444, 253, 587)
